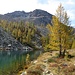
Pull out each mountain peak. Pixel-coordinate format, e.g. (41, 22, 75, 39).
(0, 9, 53, 25)
(31, 9, 52, 17)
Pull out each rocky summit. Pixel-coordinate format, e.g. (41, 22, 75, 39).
(0, 9, 52, 26)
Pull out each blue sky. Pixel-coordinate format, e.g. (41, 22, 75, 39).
(0, 0, 75, 27)
(37, 0, 48, 4)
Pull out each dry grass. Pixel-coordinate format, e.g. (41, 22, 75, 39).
(18, 49, 75, 75)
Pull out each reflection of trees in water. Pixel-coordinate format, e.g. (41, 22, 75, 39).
(0, 50, 43, 74)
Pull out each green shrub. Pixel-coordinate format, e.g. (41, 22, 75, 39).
(55, 53, 59, 58)
(48, 58, 56, 63)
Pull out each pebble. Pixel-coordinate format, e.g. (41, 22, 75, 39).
(20, 71, 27, 75)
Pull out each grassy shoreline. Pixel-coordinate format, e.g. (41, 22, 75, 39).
(18, 49, 75, 75)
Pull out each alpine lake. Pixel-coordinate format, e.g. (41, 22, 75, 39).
(0, 50, 42, 75)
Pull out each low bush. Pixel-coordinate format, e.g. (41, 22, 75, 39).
(48, 58, 56, 63)
(27, 64, 44, 75)
(27, 70, 42, 75)
(55, 53, 59, 58)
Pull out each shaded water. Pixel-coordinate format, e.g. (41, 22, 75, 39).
(0, 50, 42, 75)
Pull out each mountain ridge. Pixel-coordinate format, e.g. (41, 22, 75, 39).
(0, 9, 53, 26)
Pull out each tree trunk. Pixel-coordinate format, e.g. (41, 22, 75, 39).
(59, 34, 62, 57)
(59, 44, 62, 57)
(63, 48, 66, 57)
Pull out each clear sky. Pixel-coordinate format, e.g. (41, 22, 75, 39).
(0, 0, 75, 27)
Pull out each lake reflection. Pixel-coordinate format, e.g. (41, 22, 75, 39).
(0, 50, 42, 74)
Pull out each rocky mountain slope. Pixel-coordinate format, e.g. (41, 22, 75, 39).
(0, 9, 74, 51)
(0, 27, 24, 50)
(0, 9, 53, 50)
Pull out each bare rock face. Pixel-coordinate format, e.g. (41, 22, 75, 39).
(0, 27, 23, 50)
(0, 9, 53, 50)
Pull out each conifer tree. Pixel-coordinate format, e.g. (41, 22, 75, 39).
(72, 39, 75, 49)
(47, 16, 60, 51)
(47, 4, 71, 57)
(56, 4, 71, 57)
(26, 29, 31, 43)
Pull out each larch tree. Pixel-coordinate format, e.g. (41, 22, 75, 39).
(46, 16, 60, 51)
(71, 31, 75, 49)
(56, 4, 72, 57)
(26, 28, 31, 43)
(72, 39, 75, 49)
(18, 29, 22, 42)
(47, 4, 71, 57)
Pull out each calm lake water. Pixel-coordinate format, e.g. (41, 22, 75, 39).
(0, 50, 42, 75)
